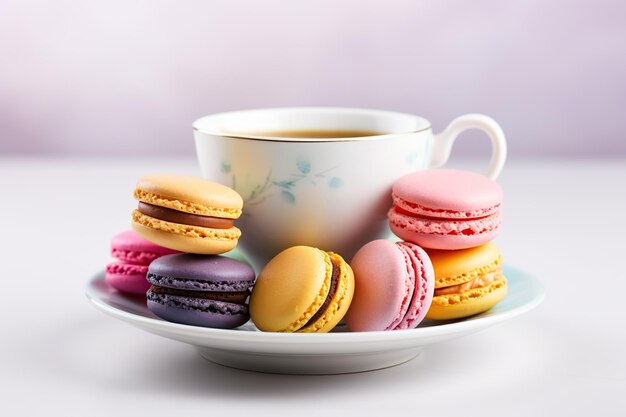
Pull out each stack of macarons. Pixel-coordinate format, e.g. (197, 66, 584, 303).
(386, 169, 507, 320)
(104, 174, 257, 329)
(131, 174, 257, 329)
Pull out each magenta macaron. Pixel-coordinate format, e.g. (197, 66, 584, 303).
(388, 169, 503, 250)
(345, 240, 434, 331)
(105, 230, 178, 295)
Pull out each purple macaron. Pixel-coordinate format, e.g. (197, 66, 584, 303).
(146, 254, 255, 329)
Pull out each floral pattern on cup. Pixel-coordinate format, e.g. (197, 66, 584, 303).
(224, 156, 342, 207)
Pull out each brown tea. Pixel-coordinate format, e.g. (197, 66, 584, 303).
(244, 129, 382, 139)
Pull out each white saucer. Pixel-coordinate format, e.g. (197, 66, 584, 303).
(86, 265, 544, 374)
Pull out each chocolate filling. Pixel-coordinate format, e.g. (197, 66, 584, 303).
(138, 202, 234, 229)
(299, 259, 340, 331)
(149, 285, 249, 304)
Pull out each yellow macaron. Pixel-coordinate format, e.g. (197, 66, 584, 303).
(425, 242, 507, 320)
(249, 246, 355, 333)
(131, 174, 243, 254)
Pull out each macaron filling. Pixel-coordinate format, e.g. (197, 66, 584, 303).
(137, 202, 234, 229)
(434, 269, 501, 296)
(148, 285, 249, 303)
(299, 259, 340, 331)
(389, 206, 502, 236)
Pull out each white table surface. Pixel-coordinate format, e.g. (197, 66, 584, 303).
(1, 157, 624, 416)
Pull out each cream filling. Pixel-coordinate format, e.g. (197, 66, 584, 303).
(434, 270, 501, 296)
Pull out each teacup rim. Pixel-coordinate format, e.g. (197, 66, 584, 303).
(192, 107, 432, 143)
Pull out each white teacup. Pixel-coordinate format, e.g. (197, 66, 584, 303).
(193, 107, 506, 270)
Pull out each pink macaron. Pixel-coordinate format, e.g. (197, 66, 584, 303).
(345, 240, 434, 331)
(105, 230, 178, 295)
(388, 169, 503, 250)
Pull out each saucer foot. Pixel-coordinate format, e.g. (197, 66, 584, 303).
(196, 346, 422, 375)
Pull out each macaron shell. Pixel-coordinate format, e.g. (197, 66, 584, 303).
(249, 246, 331, 332)
(110, 230, 178, 265)
(392, 193, 499, 219)
(135, 174, 243, 218)
(426, 276, 508, 320)
(105, 262, 150, 295)
(426, 242, 503, 288)
(388, 207, 501, 250)
(394, 242, 434, 330)
(147, 293, 249, 329)
(392, 169, 503, 215)
(147, 253, 255, 290)
(384, 243, 416, 331)
(299, 252, 355, 333)
(132, 211, 239, 254)
(345, 240, 412, 332)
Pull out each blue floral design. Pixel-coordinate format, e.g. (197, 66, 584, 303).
(280, 190, 296, 205)
(220, 161, 232, 173)
(328, 177, 343, 188)
(296, 156, 311, 174)
(227, 157, 342, 207)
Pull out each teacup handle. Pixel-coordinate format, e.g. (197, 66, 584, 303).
(428, 114, 507, 179)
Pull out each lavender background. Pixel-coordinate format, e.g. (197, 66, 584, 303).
(1, 0, 624, 157)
